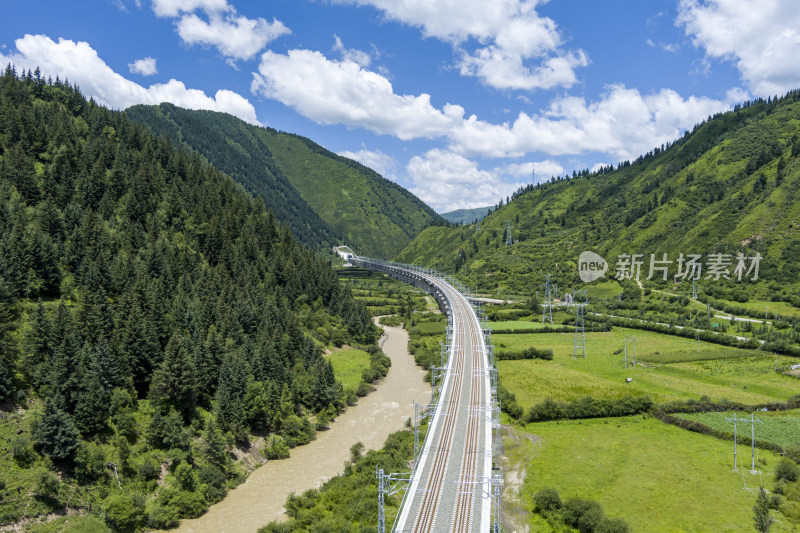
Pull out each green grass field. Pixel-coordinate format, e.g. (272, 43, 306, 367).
(327, 348, 371, 391)
(489, 320, 552, 331)
(677, 410, 800, 448)
(497, 329, 799, 407)
(514, 416, 792, 532)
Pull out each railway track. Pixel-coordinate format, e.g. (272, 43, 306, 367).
(350, 258, 494, 532)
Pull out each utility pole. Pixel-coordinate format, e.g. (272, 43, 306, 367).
(725, 413, 763, 472)
(624, 335, 636, 368)
(573, 290, 587, 358)
(540, 275, 556, 324)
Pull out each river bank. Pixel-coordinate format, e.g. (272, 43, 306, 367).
(168, 320, 428, 533)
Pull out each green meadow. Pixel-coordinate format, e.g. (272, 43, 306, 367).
(327, 348, 371, 391)
(496, 328, 799, 408)
(514, 416, 793, 532)
(678, 410, 800, 448)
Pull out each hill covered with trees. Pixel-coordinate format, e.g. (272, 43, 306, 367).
(126, 103, 445, 258)
(0, 65, 376, 530)
(397, 90, 800, 308)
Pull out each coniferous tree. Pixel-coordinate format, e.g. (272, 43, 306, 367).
(33, 400, 80, 461)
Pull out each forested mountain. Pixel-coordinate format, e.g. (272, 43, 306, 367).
(126, 103, 445, 258)
(397, 90, 800, 306)
(124, 104, 339, 252)
(0, 66, 375, 529)
(439, 206, 491, 224)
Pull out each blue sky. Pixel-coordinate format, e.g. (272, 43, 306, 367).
(3, 0, 800, 212)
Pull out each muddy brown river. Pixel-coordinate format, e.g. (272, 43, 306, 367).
(169, 322, 428, 533)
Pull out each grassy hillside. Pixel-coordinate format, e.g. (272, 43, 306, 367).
(126, 103, 444, 257)
(396, 91, 800, 309)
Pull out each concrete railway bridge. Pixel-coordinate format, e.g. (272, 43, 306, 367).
(345, 251, 502, 533)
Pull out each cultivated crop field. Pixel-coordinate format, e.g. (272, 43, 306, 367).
(496, 328, 800, 407)
(677, 410, 800, 448)
(514, 416, 793, 532)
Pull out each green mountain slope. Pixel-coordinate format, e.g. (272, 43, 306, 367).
(397, 91, 800, 307)
(125, 103, 339, 251)
(440, 206, 492, 224)
(126, 103, 444, 257)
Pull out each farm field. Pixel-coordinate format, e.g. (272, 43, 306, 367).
(513, 416, 793, 532)
(496, 329, 799, 408)
(489, 320, 553, 331)
(678, 410, 800, 448)
(327, 348, 370, 391)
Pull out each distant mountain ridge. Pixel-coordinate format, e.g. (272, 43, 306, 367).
(396, 90, 800, 307)
(440, 206, 492, 224)
(126, 103, 444, 257)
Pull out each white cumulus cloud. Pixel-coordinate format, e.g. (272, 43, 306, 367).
(407, 149, 524, 212)
(153, 0, 289, 62)
(0, 34, 260, 124)
(129, 56, 158, 76)
(677, 0, 800, 96)
(333, 0, 588, 90)
(333, 35, 372, 67)
(252, 49, 462, 140)
(151, 0, 229, 18)
(252, 48, 736, 161)
(177, 12, 289, 61)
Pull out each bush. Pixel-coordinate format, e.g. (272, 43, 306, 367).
(563, 498, 602, 527)
(776, 458, 799, 482)
(104, 493, 145, 532)
(264, 435, 290, 460)
(596, 517, 631, 533)
(198, 464, 226, 488)
(577, 505, 605, 533)
(35, 470, 61, 501)
(11, 434, 36, 466)
(137, 456, 161, 481)
(74, 442, 107, 484)
(147, 502, 179, 529)
(533, 487, 562, 513)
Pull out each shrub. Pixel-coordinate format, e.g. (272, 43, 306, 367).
(147, 502, 179, 529)
(563, 498, 602, 528)
(264, 435, 290, 460)
(137, 456, 161, 481)
(74, 442, 107, 484)
(104, 493, 145, 532)
(776, 458, 799, 482)
(35, 470, 60, 501)
(596, 517, 630, 533)
(11, 434, 36, 466)
(533, 487, 562, 513)
(577, 505, 605, 533)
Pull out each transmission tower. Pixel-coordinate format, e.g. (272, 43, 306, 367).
(504, 220, 512, 246)
(573, 290, 588, 358)
(476, 218, 481, 233)
(540, 274, 557, 324)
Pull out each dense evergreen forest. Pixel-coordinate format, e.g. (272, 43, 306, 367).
(0, 65, 376, 530)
